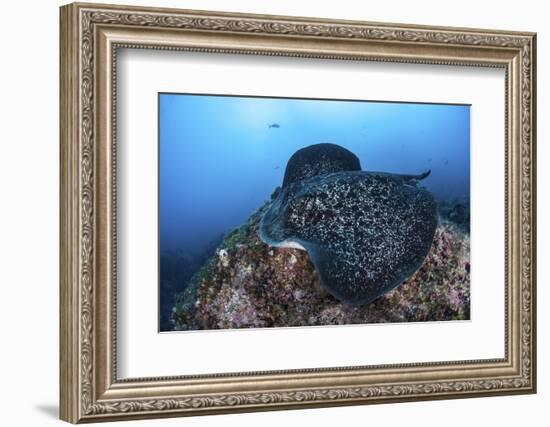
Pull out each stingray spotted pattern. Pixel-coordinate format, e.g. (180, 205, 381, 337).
(259, 143, 437, 305)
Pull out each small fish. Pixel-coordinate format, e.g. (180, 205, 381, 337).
(268, 123, 281, 129)
(428, 158, 432, 163)
(274, 165, 280, 170)
(444, 159, 449, 165)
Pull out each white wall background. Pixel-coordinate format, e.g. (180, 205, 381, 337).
(0, 0, 545, 425)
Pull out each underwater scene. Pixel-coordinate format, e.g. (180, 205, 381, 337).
(159, 93, 470, 332)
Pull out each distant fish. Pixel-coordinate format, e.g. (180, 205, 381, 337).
(274, 165, 280, 170)
(268, 123, 281, 129)
(444, 159, 449, 165)
(428, 158, 432, 163)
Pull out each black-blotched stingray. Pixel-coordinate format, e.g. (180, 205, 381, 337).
(259, 143, 437, 305)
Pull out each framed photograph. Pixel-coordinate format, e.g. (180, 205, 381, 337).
(60, 2, 537, 423)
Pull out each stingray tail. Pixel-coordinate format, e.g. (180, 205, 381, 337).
(370, 170, 431, 184)
(399, 169, 431, 183)
(413, 169, 431, 181)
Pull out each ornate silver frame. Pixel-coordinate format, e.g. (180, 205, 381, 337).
(60, 2, 536, 423)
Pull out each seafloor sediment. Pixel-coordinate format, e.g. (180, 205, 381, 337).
(171, 203, 470, 331)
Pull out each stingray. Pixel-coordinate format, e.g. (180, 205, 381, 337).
(259, 143, 437, 305)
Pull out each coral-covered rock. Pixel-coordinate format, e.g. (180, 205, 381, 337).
(171, 204, 470, 331)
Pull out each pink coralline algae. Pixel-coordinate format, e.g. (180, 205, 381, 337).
(171, 204, 470, 331)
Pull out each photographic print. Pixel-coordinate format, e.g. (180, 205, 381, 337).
(159, 93, 471, 332)
(60, 5, 536, 420)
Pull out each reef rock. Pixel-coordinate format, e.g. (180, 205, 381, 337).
(171, 204, 470, 331)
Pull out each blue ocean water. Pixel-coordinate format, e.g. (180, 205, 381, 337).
(158, 93, 470, 330)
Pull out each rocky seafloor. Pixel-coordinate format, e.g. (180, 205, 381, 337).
(159, 235, 222, 331)
(170, 201, 470, 331)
